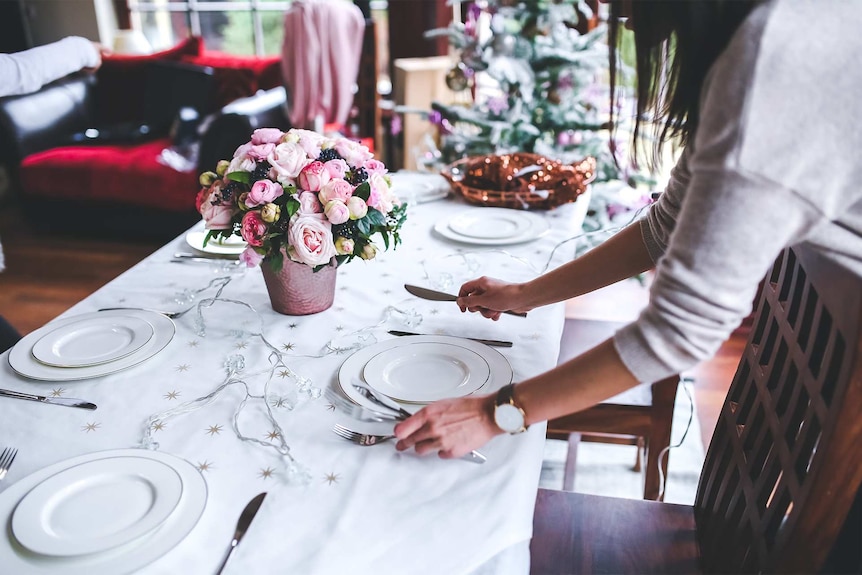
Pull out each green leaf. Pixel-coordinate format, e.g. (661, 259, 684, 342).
(356, 217, 371, 235)
(226, 171, 252, 184)
(267, 250, 284, 273)
(285, 197, 301, 219)
(354, 182, 371, 201)
(364, 208, 385, 227)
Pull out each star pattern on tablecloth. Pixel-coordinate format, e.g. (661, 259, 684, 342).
(433, 328, 446, 335)
(234, 342, 248, 350)
(118, 297, 127, 303)
(430, 309, 440, 315)
(382, 289, 392, 295)
(526, 333, 542, 340)
(277, 369, 291, 379)
(339, 286, 349, 291)
(187, 340, 199, 347)
(270, 397, 289, 409)
(175, 364, 190, 372)
(206, 424, 223, 436)
(288, 323, 299, 329)
(259, 467, 275, 479)
(324, 472, 340, 485)
(151, 421, 167, 432)
(164, 390, 180, 400)
(281, 343, 295, 352)
(265, 430, 280, 441)
(326, 403, 336, 412)
(81, 422, 100, 433)
(335, 325, 345, 332)
(50, 388, 66, 397)
(197, 461, 213, 472)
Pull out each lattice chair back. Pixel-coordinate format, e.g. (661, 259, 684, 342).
(694, 246, 862, 573)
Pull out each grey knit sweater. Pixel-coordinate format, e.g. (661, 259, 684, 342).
(613, 0, 862, 383)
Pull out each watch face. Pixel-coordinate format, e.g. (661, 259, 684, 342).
(495, 403, 525, 434)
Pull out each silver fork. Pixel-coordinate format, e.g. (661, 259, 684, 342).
(0, 447, 18, 481)
(97, 306, 195, 319)
(332, 424, 394, 446)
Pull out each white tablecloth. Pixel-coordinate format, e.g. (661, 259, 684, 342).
(0, 194, 587, 574)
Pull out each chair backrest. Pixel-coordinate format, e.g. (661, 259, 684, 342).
(694, 246, 862, 573)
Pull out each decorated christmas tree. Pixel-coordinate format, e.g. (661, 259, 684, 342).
(423, 0, 625, 183)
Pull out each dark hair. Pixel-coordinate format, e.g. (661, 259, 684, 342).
(608, 0, 758, 169)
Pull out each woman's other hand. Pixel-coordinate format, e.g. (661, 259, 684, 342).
(457, 277, 531, 320)
(394, 395, 501, 459)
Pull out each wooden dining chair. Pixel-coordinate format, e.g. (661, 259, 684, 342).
(547, 318, 680, 500)
(531, 245, 862, 574)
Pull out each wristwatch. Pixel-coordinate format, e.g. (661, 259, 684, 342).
(494, 384, 528, 434)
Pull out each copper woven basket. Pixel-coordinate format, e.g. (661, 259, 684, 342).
(441, 153, 596, 210)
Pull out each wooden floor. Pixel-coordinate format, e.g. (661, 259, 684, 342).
(0, 201, 741, 451)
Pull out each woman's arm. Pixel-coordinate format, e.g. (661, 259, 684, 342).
(0, 37, 101, 98)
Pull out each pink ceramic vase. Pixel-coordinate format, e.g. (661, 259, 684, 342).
(261, 256, 337, 315)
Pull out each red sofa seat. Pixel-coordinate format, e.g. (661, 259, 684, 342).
(20, 138, 197, 213)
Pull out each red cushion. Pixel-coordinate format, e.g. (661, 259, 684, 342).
(182, 52, 282, 108)
(94, 37, 204, 124)
(20, 140, 198, 213)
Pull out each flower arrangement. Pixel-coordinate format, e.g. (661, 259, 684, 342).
(196, 128, 406, 271)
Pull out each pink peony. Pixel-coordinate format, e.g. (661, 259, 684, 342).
(241, 211, 267, 247)
(285, 129, 326, 157)
(323, 158, 349, 180)
(324, 200, 350, 225)
(318, 178, 353, 204)
(363, 159, 387, 175)
(288, 214, 336, 267)
(246, 179, 284, 208)
(335, 138, 373, 168)
(247, 143, 276, 161)
(267, 142, 310, 183)
(239, 247, 264, 268)
(298, 161, 331, 192)
(251, 128, 285, 145)
(297, 191, 323, 214)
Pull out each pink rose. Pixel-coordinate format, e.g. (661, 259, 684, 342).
(201, 201, 234, 230)
(267, 142, 311, 184)
(318, 178, 353, 204)
(241, 211, 267, 247)
(251, 128, 285, 145)
(367, 172, 393, 212)
(285, 129, 325, 157)
(247, 143, 275, 161)
(335, 138, 373, 168)
(363, 159, 387, 175)
(297, 191, 323, 214)
(228, 155, 256, 174)
(233, 142, 253, 159)
(324, 158, 349, 180)
(246, 179, 284, 208)
(288, 214, 337, 267)
(298, 161, 331, 192)
(346, 196, 368, 220)
(324, 200, 350, 225)
(239, 247, 264, 268)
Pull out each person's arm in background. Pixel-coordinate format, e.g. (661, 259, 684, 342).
(0, 36, 102, 98)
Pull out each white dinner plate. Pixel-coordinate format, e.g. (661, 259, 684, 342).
(8, 310, 175, 382)
(389, 171, 451, 204)
(433, 208, 550, 246)
(185, 230, 247, 256)
(30, 315, 154, 368)
(12, 457, 183, 557)
(0, 448, 207, 575)
(362, 341, 491, 403)
(337, 335, 513, 411)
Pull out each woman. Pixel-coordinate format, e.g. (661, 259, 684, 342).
(394, 0, 862, 458)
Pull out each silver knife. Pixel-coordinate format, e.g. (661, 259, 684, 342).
(0, 388, 97, 410)
(404, 284, 527, 317)
(388, 330, 513, 348)
(215, 492, 267, 575)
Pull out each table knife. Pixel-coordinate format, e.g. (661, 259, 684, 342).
(0, 388, 97, 410)
(388, 330, 513, 348)
(404, 284, 527, 317)
(215, 492, 267, 575)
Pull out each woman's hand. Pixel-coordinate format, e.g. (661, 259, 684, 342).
(457, 277, 531, 321)
(394, 395, 502, 459)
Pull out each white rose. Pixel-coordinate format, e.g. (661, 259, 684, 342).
(267, 142, 311, 184)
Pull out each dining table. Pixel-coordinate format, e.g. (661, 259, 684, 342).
(0, 177, 590, 575)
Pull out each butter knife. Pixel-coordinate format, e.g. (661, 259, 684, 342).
(0, 388, 97, 410)
(388, 330, 513, 348)
(404, 284, 527, 317)
(215, 492, 267, 575)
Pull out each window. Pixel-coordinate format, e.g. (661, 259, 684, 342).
(128, 0, 291, 56)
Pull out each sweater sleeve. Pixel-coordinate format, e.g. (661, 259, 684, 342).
(0, 36, 100, 98)
(639, 145, 693, 263)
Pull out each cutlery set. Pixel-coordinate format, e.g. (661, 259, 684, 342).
(0, 388, 96, 410)
(404, 284, 528, 317)
(0, 447, 17, 481)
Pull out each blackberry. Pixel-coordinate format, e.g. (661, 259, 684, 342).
(331, 221, 358, 240)
(317, 148, 342, 163)
(251, 161, 272, 181)
(348, 167, 368, 185)
(222, 181, 243, 202)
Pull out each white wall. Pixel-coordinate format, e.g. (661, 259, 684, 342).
(21, 0, 117, 47)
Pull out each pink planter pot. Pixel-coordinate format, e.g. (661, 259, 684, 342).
(260, 257, 337, 315)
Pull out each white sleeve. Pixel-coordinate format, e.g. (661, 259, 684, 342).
(638, 145, 692, 263)
(0, 36, 100, 98)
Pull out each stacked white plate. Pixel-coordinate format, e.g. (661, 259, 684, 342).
(433, 207, 550, 246)
(185, 230, 247, 257)
(337, 335, 514, 409)
(389, 171, 451, 204)
(8, 310, 176, 381)
(0, 448, 207, 574)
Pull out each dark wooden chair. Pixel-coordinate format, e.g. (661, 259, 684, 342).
(531, 246, 862, 574)
(548, 318, 680, 500)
